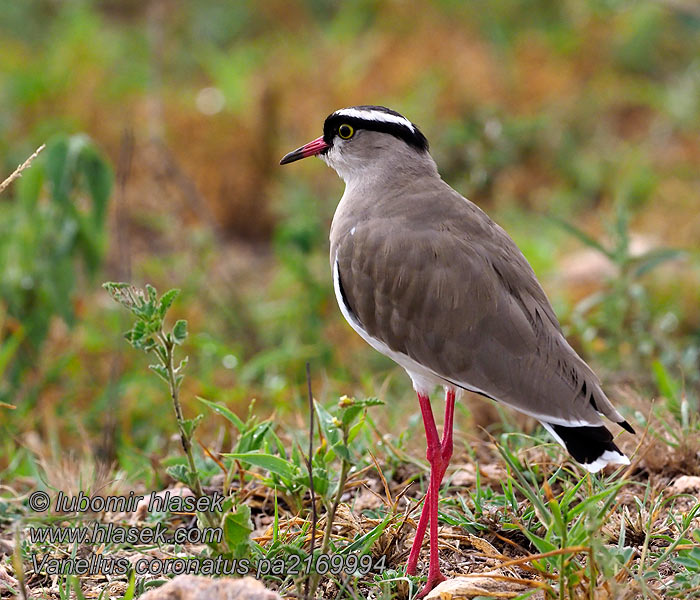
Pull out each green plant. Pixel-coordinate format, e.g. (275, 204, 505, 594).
(549, 200, 689, 389)
(238, 183, 335, 388)
(497, 436, 628, 598)
(0, 135, 112, 401)
(102, 282, 219, 532)
(214, 394, 382, 593)
(306, 396, 384, 596)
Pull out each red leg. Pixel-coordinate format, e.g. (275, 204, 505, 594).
(410, 388, 456, 597)
(406, 484, 431, 574)
(441, 388, 455, 467)
(407, 388, 456, 574)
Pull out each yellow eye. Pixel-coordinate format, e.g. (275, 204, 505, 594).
(338, 124, 354, 139)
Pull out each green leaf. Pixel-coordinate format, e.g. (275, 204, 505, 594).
(173, 320, 188, 345)
(522, 527, 558, 555)
(235, 421, 272, 453)
(652, 360, 680, 401)
(45, 135, 70, 204)
(122, 570, 136, 600)
(673, 555, 700, 569)
(223, 505, 253, 559)
(103, 282, 150, 317)
(315, 401, 342, 448)
(354, 397, 384, 408)
(142, 339, 157, 352)
(181, 414, 204, 439)
(197, 397, 246, 432)
(341, 405, 363, 429)
(306, 466, 329, 497)
(158, 288, 180, 317)
(633, 248, 683, 278)
(131, 320, 147, 342)
(546, 214, 614, 260)
(225, 451, 299, 483)
(266, 428, 287, 459)
(332, 442, 352, 463)
(146, 283, 157, 302)
(347, 418, 365, 444)
(0, 326, 25, 378)
(343, 514, 392, 555)
(149, 364, 169, 383)
(16, 159, 43, 210)
(69, 576, 87, 600)
(166, 464, 192, 487)
(142, 286, 157, 319)
(79, 144, 113, 226)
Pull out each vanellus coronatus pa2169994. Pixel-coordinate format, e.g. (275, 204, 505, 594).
(280, 105, 634, 596)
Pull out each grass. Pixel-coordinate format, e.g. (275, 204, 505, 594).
(1, 1, 700, 598)
(5, 409, 699, 599)
(3, 282, 698, 598)
(1, 147, 699, 599)
(2, 217, 698, 599)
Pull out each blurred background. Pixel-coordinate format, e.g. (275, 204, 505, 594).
(1, 0, 699, 483)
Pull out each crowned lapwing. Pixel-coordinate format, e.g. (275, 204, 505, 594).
(280, 105, 634, 596)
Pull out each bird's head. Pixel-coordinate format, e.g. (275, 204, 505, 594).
(280, 105, 431, 184)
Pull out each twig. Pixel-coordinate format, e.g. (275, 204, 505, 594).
(0, 144, 46, 195)
(153, 330, 217, 534)
(304, 362, 317, 600)
(160, 333, 200, 494)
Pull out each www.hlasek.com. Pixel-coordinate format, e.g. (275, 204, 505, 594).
(27, 491, 387, 578)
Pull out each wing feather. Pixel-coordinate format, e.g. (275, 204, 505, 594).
(333, 183, 626, 428)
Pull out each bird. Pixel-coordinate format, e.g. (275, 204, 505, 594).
(280, 105, 634, 596)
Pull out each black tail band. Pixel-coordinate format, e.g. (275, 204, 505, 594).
(551, 423, 624, 465)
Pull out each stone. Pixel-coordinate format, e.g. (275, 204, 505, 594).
(139, 575, 281, 600)
(669, 475, 700, 495)
(425, 574, 543, 599)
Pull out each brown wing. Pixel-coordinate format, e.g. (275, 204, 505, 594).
(333, 183, 625, 427)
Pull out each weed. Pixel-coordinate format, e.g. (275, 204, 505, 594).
(103, 282, 219, 536)
(548, 200, 694, 401)
(0, 135, 112, 402)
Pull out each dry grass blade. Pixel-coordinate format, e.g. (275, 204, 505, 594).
(197, 439, 227, 474)
(491, 531, 534, 556)
(0, 144, 45, 195)
(368, 449, 393, 506)
(477, 545, 589, 573)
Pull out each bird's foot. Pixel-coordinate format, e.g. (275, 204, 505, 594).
(415, 571, 447, 598)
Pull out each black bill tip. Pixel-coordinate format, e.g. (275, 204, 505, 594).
(279, 136, 329, 166)
(280, 148, 305, 165)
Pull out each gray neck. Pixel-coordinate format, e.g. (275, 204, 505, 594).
(329, 150, 442, 253)
(340, 149, 439, 194)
